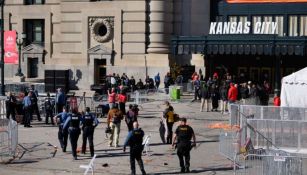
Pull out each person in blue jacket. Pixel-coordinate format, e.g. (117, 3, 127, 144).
(54, 107, 69, 152)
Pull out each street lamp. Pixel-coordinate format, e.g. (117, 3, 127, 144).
(0, 0, 5, 96)
(15, 33, 26, 77)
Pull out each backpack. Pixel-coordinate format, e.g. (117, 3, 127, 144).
(167, 111, 175, 123)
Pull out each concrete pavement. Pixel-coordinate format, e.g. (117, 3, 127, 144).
(0, 95, 235, 175)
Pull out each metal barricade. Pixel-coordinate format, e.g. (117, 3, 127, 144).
(219, 130, 241, 162)
(0, 119, 18, 162)
(235, 150, 304, 175)
(0, 97, 6, 119)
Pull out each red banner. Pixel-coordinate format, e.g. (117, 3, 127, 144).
(227, 0, 307, 3)
(4, 31, 18, 64)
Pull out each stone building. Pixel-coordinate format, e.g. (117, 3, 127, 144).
(3, 0, 210, 90)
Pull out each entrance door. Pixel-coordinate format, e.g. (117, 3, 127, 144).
(28, 58, 38, 78)
(94, 59, 107, 85)
(250, 67, 260, 83)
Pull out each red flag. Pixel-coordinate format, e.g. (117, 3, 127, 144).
(4, 30, 18, 64)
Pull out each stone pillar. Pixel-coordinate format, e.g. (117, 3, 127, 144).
(147, 0, 173, 54)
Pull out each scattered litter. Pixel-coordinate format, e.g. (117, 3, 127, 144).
(102, 163, 109, 167)
(163, 162, 168, 166)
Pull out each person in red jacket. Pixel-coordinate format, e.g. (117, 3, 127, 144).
(228, 83, 238, 103)
(273, 94, 281, 106)
(118, 90, 127, 114)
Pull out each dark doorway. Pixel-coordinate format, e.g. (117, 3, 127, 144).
(94, 59, 107, 85)
(28, 58, 38, 78)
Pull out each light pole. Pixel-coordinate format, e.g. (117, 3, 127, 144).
(0, 0, 4, 96)
(15, 33, 26, 77)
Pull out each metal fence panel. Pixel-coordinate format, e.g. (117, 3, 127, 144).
(0, 119, 18, 161)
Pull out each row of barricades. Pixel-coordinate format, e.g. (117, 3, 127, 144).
(218, 104, 307, 175)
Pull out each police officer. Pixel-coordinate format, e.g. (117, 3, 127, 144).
(81, 107, 99, 157)
(29, 86, 42, 121)
(172, 118, 196, 173)
(6, 92, 17, 121)
(63, 109, 81, 160)
(54, 107, 69, 152)
(123, 121, 146, 175)
(23, 92, 33, 127)
(45, 92, 55, 125)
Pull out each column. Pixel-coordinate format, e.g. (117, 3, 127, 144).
(147, 0, 173, 54)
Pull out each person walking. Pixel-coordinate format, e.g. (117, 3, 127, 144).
(172, 118, 196, 173)
(63, 109, 81, 160)
(44, 92, 55, 125)
(163, 101, 175, 144)
(154, 73, 160, 89)
(107, 103, 123, 147)
(125, 104, 138, 131)
(123, 121, 147, 175)
(210, 84, 219, 112)
(6, 92, 17, 121)
(81, 107, 99, 157)
(219, 83, 228, 114)
(54, 107, 69, 152)
(23, 92, 33, 127)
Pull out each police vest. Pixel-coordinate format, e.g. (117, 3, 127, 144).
(70, 114, 80, 128)
(177, 126, 192, 144)
(83, 114, 93, 127)
(130, 129, 144, 147)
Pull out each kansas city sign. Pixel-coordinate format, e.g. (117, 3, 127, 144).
(209, 21, 278, 35)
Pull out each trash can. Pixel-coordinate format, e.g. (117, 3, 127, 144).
(175, 87, 181, 100)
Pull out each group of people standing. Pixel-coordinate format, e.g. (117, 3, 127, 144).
(192, 72, 273, 113)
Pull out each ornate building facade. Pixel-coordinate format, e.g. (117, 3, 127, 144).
(3, 0, 210, 90)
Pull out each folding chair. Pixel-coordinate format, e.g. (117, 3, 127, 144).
(142, 135, 151, 156)
(80, 154, 97, 175)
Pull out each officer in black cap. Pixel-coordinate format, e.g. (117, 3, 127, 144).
(172, 117, 196, 173)
(81, 107, 99, 157)
(63, 109, 81, 160)
(123, 121, 146, 175)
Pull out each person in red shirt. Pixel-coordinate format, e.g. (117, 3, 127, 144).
(273, 94, 281, 106)
(108, 88, 117, 109)
(69, 92, 78, 112)
(228, 83, 238, 103)
(118, 90, 127, 114)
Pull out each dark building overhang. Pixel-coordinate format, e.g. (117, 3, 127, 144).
(171, 35, 307, 56)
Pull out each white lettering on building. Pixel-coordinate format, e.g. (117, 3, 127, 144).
(209, 21, 278, 35)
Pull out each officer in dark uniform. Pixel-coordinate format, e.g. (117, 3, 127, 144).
(45, 92, 55, 125)
(123, 121, 146, 175)
(63, 109, 81, 160)
(6, 92, 17, 121)
(172, 118, 196, 173)
(54, 107, 69, 152)
(29, 86, 42, 121)
(81, 107, 99, 157)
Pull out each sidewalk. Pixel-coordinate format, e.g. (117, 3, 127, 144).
(0, 95, 234, 175)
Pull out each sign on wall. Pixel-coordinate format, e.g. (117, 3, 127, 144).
(209, 21, 278, 35)
(4, 31, 18, 64)
(227, 0, 307, 3)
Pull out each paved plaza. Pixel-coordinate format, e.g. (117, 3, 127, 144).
(0, 95, 234, 175)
